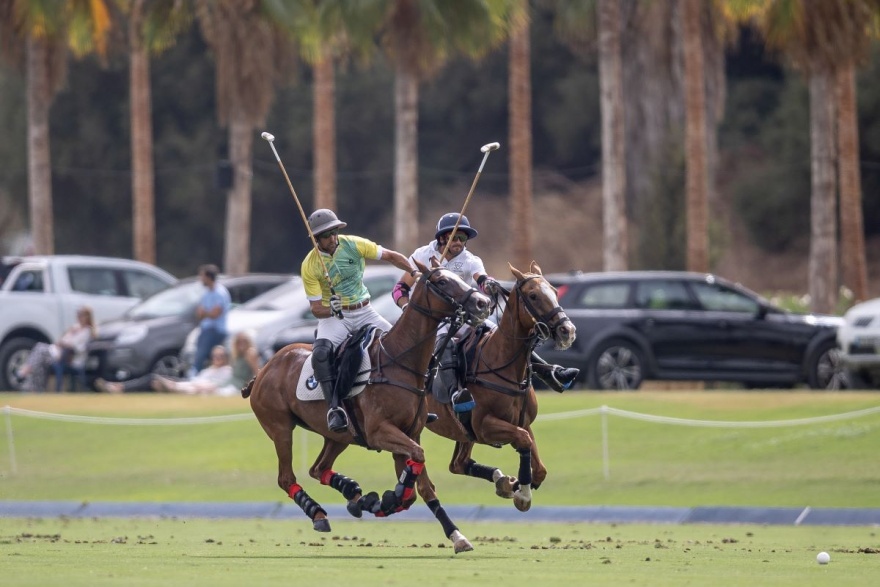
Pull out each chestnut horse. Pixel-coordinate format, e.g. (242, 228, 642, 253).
(422, 261, 576, 512)
(243, 261, 491, 553)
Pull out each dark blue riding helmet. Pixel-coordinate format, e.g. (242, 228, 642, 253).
(435, 213, 478, 240)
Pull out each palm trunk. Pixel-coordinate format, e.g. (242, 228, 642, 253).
(682, 0, 708, 273)
(598, 0, 627, 271)
(808, 71, 838, 314)
(130, 0, 156, 265)
(509, 18, 533, 269)
(393, 67, 418, 253)
(26, 37, 54, 255)
(313, 54, 336, 211)
(224, 117, 254, 275)
(836, 64, 868, 302)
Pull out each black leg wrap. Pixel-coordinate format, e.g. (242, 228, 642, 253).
(359, 491, 382, 514)
(465, 459, 497, 482)
(517, 448, 532, 487)
(427, 498, 458, 538)
(293, 488, 327, 520)
(380, 489, 401, 516)
(329, 472, 362, 501)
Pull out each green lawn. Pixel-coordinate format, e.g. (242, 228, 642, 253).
(1, 517, 877, 587)
(2, 390, 878, 508)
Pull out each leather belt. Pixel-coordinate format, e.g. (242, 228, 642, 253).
(341, 299, 370, 311)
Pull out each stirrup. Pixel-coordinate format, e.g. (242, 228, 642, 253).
(451, 388, 475, 413)
(550, 367, 579, 392)
(327, 407, 349, 432)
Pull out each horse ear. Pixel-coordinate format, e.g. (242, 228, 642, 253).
(508, 262, 524, 281)
(429, 256, 441, 269)
(415, 259, 429, 273)
(530, 260, 542, 275)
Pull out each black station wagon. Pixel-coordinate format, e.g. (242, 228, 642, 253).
(536, 271, 847, 391)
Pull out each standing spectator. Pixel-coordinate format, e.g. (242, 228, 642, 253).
(190, 264, 231, 376)
(18, 306, 96, 392)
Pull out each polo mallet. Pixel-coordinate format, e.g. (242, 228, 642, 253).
(261, 131, 343, 319)
(439, 141, 501, 260)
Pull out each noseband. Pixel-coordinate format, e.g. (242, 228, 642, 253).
(516, 276, 571, 342)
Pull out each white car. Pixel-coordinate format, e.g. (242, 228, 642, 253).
(180, 266, 403, 370)
(837, 297, 880, 388)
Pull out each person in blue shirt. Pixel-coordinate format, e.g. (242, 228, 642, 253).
(190, 264, 231, 376)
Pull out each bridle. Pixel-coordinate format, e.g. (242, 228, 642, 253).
(468, 275, 573, 397)
(408, 267, 486, 327)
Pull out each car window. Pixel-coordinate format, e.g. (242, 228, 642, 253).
(691, 282, 759, 313)
(226, 282, 276, 306)
(12, 269, 44, 292)
(128, 281, 203, 319)
(239, 278, 304, 311)
(573, 282, 631, 309)
(122, 269, 172, 300)
(634, 280, 695, 310)
(68, 267, 120, 296)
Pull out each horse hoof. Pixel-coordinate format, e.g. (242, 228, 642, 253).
(513, 493, 531, 512)
(450, 530, 474, 554)
(494, 475, 517, 499)
(313, 518, 332, 532)
(346, 499, 363, 519)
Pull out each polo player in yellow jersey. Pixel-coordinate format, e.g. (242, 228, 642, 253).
(302, 209, 418, 432)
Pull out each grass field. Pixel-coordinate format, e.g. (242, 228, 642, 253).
(2, 390, 879, 507)
(2, 390, 880, 585)
(2, 517, 878, 586)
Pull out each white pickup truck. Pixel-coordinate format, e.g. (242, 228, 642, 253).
(0, 255, 177, 391)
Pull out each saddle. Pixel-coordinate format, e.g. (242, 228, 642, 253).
(333, 325, 378, 402)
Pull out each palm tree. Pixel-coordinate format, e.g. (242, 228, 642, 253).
(195, 0, 294, 275)
(347, 0, 517, 253)
(735, 0, 880, 312)
(597, 0, 628, 271)
(682, 0, 709, 273)
(0, 1, 116, 255)
(508, 1, 532, 269)
(128, 0, 191, 266)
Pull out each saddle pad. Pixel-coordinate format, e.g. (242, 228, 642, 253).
(295, 349, 373, 402)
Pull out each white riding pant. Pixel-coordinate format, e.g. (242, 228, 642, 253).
(315, 304, 392, 347)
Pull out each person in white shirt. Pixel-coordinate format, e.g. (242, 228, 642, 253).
(391, 212, 578, 393)
(18, 306, 96, 392)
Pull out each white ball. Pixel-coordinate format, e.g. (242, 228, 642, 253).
(816, 551, 830, 565)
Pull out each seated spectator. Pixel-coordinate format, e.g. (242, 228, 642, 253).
(18, 306, 96, 392)
(97, 334, 259, 396)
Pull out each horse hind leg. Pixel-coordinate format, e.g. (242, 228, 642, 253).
(270, 430, 331, 532)
(416, 461, 474, 554)
(451, 441, 517, 499)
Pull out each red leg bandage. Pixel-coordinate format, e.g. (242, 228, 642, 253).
(288, 483, 303, 499)
(320, 470, 336, 485)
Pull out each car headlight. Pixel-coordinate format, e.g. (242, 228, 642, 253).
(116, 324, 149, 345)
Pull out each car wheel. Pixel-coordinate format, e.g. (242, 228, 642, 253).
(151, 353, 184, 378)
(588, 338, 645, 391)
(808, 341, 849, 390)
(0, 337, 39, 391)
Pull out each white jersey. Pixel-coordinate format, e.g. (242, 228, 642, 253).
(409, 241, 486, 286)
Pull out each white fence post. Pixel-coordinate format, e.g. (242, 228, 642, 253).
(601, 405, 610, 480)
(4, 405, 17, 476)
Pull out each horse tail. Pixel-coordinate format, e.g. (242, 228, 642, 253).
(241, 375, 256, 399)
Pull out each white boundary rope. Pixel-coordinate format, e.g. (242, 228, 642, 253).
(4, 403, 880, 480)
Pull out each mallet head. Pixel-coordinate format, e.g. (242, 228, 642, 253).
(261, 132, 275, 142)
(481, 142, 500, 153)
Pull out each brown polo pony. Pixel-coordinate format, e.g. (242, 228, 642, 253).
(422, 261, 576, 512)
(243, 261, 491, 553)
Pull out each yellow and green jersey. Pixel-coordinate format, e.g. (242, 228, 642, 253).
(301, 235, 381, 305)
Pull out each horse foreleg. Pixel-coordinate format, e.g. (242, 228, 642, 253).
(413, 455, 474, 554)
(475, 415, 536, 511)
(525, 425, 547, 490)
(450, 441, 517, 499)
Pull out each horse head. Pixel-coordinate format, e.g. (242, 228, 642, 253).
(409, 258, 492, 327)
(508, 261, 576, 351)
